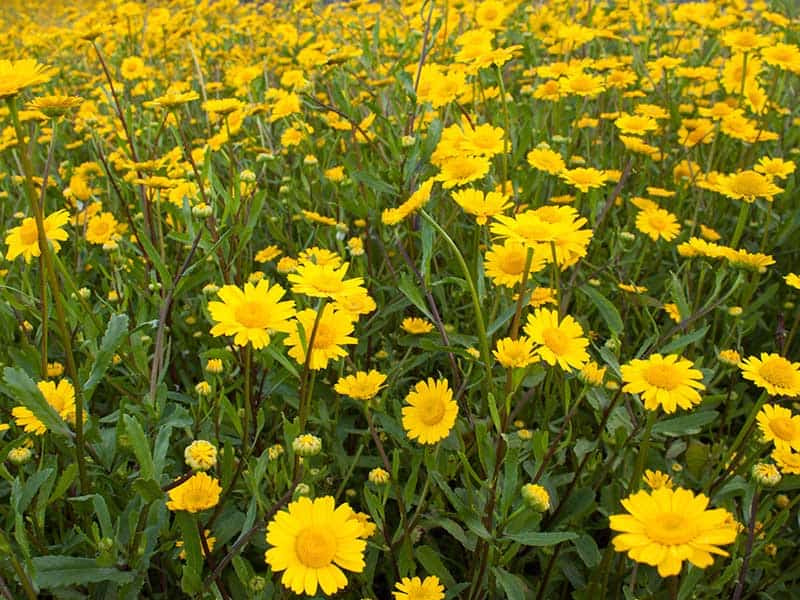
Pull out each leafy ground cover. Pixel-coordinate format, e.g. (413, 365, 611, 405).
(1, 0, 799, 598)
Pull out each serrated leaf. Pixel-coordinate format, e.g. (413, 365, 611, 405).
(2, 367, 71, 437)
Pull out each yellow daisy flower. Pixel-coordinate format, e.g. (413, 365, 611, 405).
(757, 404, 800, 451)
(620, 353, 705, 413)
(284, 306, 357, 370)
(402, 378, 458, 444)
(11, 379, 77, 435)
(208, 280, 296, 349)
(166, 472, 222, 513)
(5, 210, 70, 263)
(393, 575, 445, 600)
(739, 353, 800, 397)
(610, 487, 738, 577)
(401, 317, 435, 334)
(334, 370, 387, 401)
(524, 308, 590, 371)
(264, 496, 366, 596)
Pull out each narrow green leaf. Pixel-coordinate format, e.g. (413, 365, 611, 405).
(415, 545, 456, 589)
(578, 285, 623, 335)
(659, 325, 710, 355)
(504, 530, 578, 546)
(652, 410, 718, 437)
(398, 274, 433, 321)
(123, 414, 154, 481)
(31, 556, 135, 589)
(493, 567, 530, 600)
(83, 314, 129, 399)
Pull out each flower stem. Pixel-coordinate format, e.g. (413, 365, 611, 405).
(419, 209, 492, 391)
(628, 410, 656, 493)
(7, 97, 89, 494)
(730, 201, 750, 249)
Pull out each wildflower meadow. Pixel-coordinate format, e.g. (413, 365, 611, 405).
(2, 0, 800, 598)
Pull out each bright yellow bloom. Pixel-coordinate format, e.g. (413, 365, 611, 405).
(740, 353, 800, 397)
(0, 59, 56, 98)
(643, 470, 673, 490)
(785, 273, 800, 290)
(451, 188, 511, 225)
(284, 306, 356, 370)
(12, 379, 77, 435)
(717, 170, 783, 203)
(402, 378, 458, 444)
(484, 240, 546, 288)
(401, 317, 434, 334)
(610, 487, 738, 577)
(635, 207, 681, 242)
(288, 262, 364, 300)
(184, 440, 218, 471)
(334, 370, 387, 401)
(265, 496, 366, 596)
(393, 575, 445, 600)
(208, 280, 296, 349)
(757, 404, 800, 451)
(5, 210, 69, 263)
(560, 167, 607, 193)
(527, 146, 566, 174)
(85, 212, 120, 245)
(166, 472, 222, 513)
(437, 155, 490, 189)
(493, 336, 538, 368)
(620, 354, 705, 413)
(772, 447, 800, 475)
(524, 308, 590, 371)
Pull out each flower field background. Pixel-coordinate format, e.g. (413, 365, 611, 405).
(1, 0, 799, 598)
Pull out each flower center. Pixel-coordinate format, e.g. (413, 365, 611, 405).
(769, 417, 797, 441)
(310, 272, 343, 294)
(295, 527, 337, 569)
(759, 356, 795, 389)
(730, 172, 765, 196)
(645, 512, 697, 545)
(311, 322, 335, 349)
(418, 396, 446, 426)
(542, 327, 569, 356)
(501, 252, 526, 275)
(234, 301, 270, 329)
(648, 213, 669, 231)
(643, 363, 679, 390)
(19, 221, 39, 246)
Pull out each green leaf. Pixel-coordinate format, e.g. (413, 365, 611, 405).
(659, 325, 709, 355)
(670, 273, 691, 322)
(175, 511, 203, 587)
(2, 367, 71, 437)
(504, 531, 578, 546)
(131, 478, 164, 503)
(49, 463, 78, 504)
(350, 169, 396, 196)
(652, 410, 718, 437)
(573, 534, 601, 568)
(83, 314, 129, 399)
(415, 545, 456, 589)
(31, 556, 135, 589)
(578, 285, 623, 335)
(493, 567, 530, 600)
(123, 414, 154, 481)
(398, 274, 433, 321)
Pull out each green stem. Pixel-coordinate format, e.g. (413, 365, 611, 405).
(628, 411, 656, 493)
(419, 209, 492, 391)
(7, 97, 89, 493)
(730, 201, 750, 249)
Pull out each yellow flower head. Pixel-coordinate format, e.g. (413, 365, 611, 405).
(621, 353, 705, 413)
(757, 404, 800, 451)
(334, 370, 387, 401)
(402, 378, 458, 444)
(524, 308, 590, 371)
(401, 317, 434, 335)
(184, 440, 218, 471)
(208, 280, 296, 349)
(493, 336, 538, 369)
(635, 208, 681, 242)
(12, 379, 76, 435)
(0, 59, 56, 98)
(5, 210, 69, 263)
(265, 496, 366, 596)
(642, 469, 673, 490)
(288, 262, 365, 301)
(166, 472, 221, 513)
(284, 305, 357, 370)
(740, 353, 800, 397)
(393, 575, 445, 600)
(451, 188, 511, 225)
(610, 487, 738, 577)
